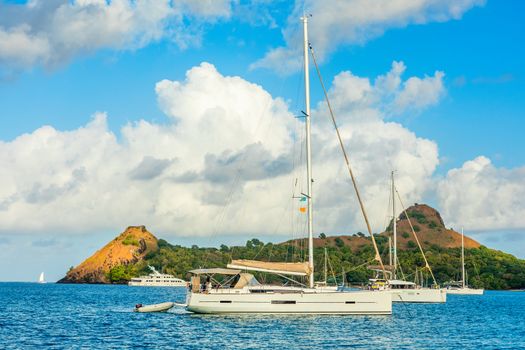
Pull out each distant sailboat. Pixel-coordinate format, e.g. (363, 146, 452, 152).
(38, 272, 46, 284)
(369, 172, 447, 303)
(447, 228, 484, 295)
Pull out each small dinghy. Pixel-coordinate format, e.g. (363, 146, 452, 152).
(134, 302, 174, 313)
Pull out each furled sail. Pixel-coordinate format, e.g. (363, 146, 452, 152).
(227, 259, 311, 276)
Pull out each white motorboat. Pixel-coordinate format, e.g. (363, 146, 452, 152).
(446, 228, 484, 295)
(134, 302, 174, 313)
(129, 266, 186, 287)
(183, 16, 392, 315)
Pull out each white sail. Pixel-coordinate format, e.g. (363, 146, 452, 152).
(38, 272, 45, 283)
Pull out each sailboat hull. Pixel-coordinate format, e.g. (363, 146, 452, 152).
(391, 288, 447, 303)
(447, 288, 484, 295)
(186, 290, 392, 315)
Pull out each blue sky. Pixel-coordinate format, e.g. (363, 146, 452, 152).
(2, 1, 523, 168)
(0, 0, 524, 281)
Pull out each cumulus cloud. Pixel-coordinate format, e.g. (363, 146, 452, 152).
(0, 61, 450, 238)
(0, 0, 232, 73)
(321, 61, 445, 119)
(252, 0, 485, 72)
(393, 71, 445, 113)
(1, 0, 484, 77)
(437, 156, 525, 231)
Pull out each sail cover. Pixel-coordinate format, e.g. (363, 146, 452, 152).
(367, 265, 395, 271)
(227, 259, 311, 276)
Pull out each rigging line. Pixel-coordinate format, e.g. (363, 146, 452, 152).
(395, 188, 438, 286)
(326, 251, 337, 284)
(396, 294, 414, 319)
(309, 43, 386, 276)
(345, 259, 375, 272)
(396, 255, 406, 281)
(383, 175, 393, 234)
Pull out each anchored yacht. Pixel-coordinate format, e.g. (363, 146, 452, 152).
(128, 266, 186, 287)
(446, 228, 484, 295)
(370, 172, 446, 303)
(183, 16, 392, 315)
(186, 267, 390, 315)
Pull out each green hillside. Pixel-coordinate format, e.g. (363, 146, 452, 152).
(78, 204, 523, 289)
(112, 235, 525, 290)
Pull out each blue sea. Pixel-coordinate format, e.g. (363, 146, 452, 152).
(1, 283, 524, 349)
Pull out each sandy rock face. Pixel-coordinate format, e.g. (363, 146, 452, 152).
(57, 226, 158, 284)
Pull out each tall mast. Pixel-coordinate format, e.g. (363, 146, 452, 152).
(461, 227, 465, 288)
(388, 236, 392, 267)
(392, 171, 397, 280)
(324, 247, 328, 283)
(302, 15, 314, 288)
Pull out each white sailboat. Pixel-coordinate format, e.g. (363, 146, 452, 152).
(184, 16, 392, 315)
(38, 272, 46, 284)
(447, 228, 484, 295)
(371, 172, 446, 303)
(313, 248, 338, 291)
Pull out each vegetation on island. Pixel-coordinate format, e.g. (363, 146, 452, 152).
(67, 205, 525, 289)
(120, 236, 525, 290)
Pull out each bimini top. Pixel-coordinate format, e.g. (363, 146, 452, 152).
(188, 268, 241, 275)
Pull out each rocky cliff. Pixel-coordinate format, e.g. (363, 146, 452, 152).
(57, 226, 158, 284)
(284, 203, 481, 251)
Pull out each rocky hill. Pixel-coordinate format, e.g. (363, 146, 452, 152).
(384, 203, 480, 249)
(58, 226, 158, 284)
(284, 204, 480, 251)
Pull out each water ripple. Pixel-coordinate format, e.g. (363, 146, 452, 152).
(0, 283, 523, 349)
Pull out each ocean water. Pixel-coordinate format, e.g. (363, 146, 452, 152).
(1, 283, 524, 349)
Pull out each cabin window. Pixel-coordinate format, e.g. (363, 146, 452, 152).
(219, 300, 232, 303)
(345, 301, 355, 304)
(271, 300, 296, 304)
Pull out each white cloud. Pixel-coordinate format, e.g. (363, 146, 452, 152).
(322, 61, 445, 119)
(437, 156, 525, 231)
(0, 24, 50, 68)
(0, 61, 450, 238)
(0, 0, 232, 72)
(252, 0, 485, 72)
(393, 71, 445, 113)
(178, 0, 232, 19)
(1, 0, 484, 76)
